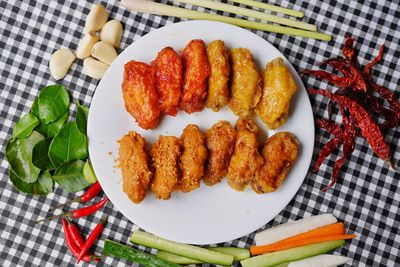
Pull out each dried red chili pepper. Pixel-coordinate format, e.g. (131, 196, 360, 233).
(320, 57, 352, 77)
(302, 69, 354, 88)
(61, 218, 100, 263)
(323, 107, 357, 190)
(77, 216, 108, 263)
(308, 88, 392, 166)
(364, 44, 400, 118)
(50, 182, 102, 212)
(37, 197, 109, 223)
(314, 118, 343, 173)
(341, 37, 367, 91)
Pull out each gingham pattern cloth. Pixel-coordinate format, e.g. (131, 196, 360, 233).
(0, 0, 399, 266)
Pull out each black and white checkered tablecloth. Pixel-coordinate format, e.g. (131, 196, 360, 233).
(0, 0, 399, 266)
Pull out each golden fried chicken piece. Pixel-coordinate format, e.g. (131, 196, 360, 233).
(118, 131, 152, 204)
(203, 121, 236, 186)
(181, 39, 211, 113)
(122, 61, 160, 130)
(229, 48, 262, 116)
(179, 124, 208, 192)
(252, 132, 299, 193)
(150, 136, 181, 200)
(205, 40, 230, 111)
(226, 117, 263, 191)
(255, 57, 297, 130)
(151, 47, 182, 116)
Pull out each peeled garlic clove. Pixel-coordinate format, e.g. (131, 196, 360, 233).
(85, 4, 108, 33)
(100, 20, 123, 48)
(49, 48, 76, 80)
(83, 57, 108, 79)
(91, 41, 118, 65)
(76, 32, 99, 59)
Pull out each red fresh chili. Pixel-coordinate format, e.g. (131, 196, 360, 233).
(50, 182, 102, 212)
(308, 88, 392, 163)
(66, 217, 85, 249)
(62, 218, 99, 263)
(37, 197, 109, 223)
(77, 216, 108, 263)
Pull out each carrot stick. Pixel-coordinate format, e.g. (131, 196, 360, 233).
(251, 222, 345, 255)
(251, 234, 356, 255)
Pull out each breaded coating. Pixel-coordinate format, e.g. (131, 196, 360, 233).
(252, 132, 299, 193)
(229, 48, 262, 116)
(204, 120, 237, 186)
(150, 136, 181, 200)
(255, 57, 297, 130)
(151, 47, 182, 116)
(179, 124, 208, 192)
(181, 39, 211, 113)
(122, 61, 160, 130)
(118, 131, 152, 204)
(206, 40, 230, 111)
(226, 117, 263, 191)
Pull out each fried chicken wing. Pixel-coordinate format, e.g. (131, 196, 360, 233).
(150, 136, 181, 200)
(151, 47, 182, 116)
(118, 131, 152, 204)
(205, 40, 230, 111)
(226, 117, 263, 191)
(122, 61, 160, 129)
(252, 132, 299, 193)
(255, 57, 297, 130)
(203, 120, 236, 186)
(229, 48, 262, 116)
(181, 39, 211, 113)
(179, 124, 208, 192)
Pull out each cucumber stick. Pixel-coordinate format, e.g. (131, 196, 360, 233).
(157, 251, 202, 264)
(209, 247, 250, 260)
(130, 230, 234, 266)
(240, 240, 345, 267)
(157, 247, 250, 264)
(103, 239, 180, 267)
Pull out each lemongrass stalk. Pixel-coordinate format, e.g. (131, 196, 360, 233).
(171, 0, 316, 31)
(229, 0, 304, 18)
(120, 0, 331, 41)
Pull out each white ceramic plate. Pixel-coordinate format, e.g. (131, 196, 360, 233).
(88, 21, 314, 245)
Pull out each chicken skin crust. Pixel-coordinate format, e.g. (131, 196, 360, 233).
(226, 117, 263, 191)
(205, 40, 230, 111)
(151, 47, 182, 116)
(252, 132, 299, 193)
(255, 57, 297, 130)
(228, 48, 262, 117)
(179, 124, 208, 193)
(150, 136, 181, 200)
(122, 61, 160, 130)
(181, 39, 211, 114)
(118, 131, 153, 204)
(203, 121, 237, 186)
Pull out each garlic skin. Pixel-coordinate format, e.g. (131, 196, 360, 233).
(85, 4, 108, 33)
(83, 57, 108, 79)
(76, 32, 99, 59)
(91, 41, 117, 65)
(49, 48, 76, 80)
(100, 20, 123, 48)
